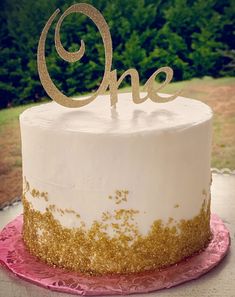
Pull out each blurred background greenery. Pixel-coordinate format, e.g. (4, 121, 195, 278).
(0, 0, 234, 205)
(0, 0, 234, 109)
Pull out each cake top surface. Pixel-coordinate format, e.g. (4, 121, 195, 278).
(20, 92, 212, 134)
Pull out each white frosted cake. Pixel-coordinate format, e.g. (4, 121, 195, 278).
(20, 92, 213, 274)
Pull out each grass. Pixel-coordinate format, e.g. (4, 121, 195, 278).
(0, 103, 37, 127)
(0, 76, 234, 205)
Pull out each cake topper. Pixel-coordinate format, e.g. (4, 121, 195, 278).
(37, 3, 180, 108)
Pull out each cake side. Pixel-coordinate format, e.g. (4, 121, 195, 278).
(20, 93, 213, 274)
(22, 191, 211, 274)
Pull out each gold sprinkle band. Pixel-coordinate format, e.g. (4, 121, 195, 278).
(22, 195, 211, 275)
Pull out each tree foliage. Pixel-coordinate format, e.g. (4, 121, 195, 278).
(0, 0, 234, 108)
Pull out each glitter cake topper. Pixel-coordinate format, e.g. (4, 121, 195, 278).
(37, 3, 180, 108)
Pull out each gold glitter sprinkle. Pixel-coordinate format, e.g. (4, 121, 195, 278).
(202, 189, 207, 196)
(102, 211, 112, 221)
(174, 204, 179, 208)
(24, 177, 49, 202)
(108, 190, 129, 205)
(23, 176, 30, 192)
(168, 217, 174, 223)
(22, 191, 211, 275)
(48, 204, 56, 212)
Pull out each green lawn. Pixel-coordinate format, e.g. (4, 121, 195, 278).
(0, 103, 37, 127)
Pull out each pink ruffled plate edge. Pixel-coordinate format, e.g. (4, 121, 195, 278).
(0, 214, 230, 295)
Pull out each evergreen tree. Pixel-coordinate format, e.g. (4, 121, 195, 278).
(0, 0, 234, 109)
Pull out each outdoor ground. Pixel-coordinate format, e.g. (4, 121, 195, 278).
(0, 77, 234, 206)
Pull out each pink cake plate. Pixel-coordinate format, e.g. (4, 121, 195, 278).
(0, 214, 230, 296)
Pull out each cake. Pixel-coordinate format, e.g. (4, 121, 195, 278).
(20, 92, 213, 275)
